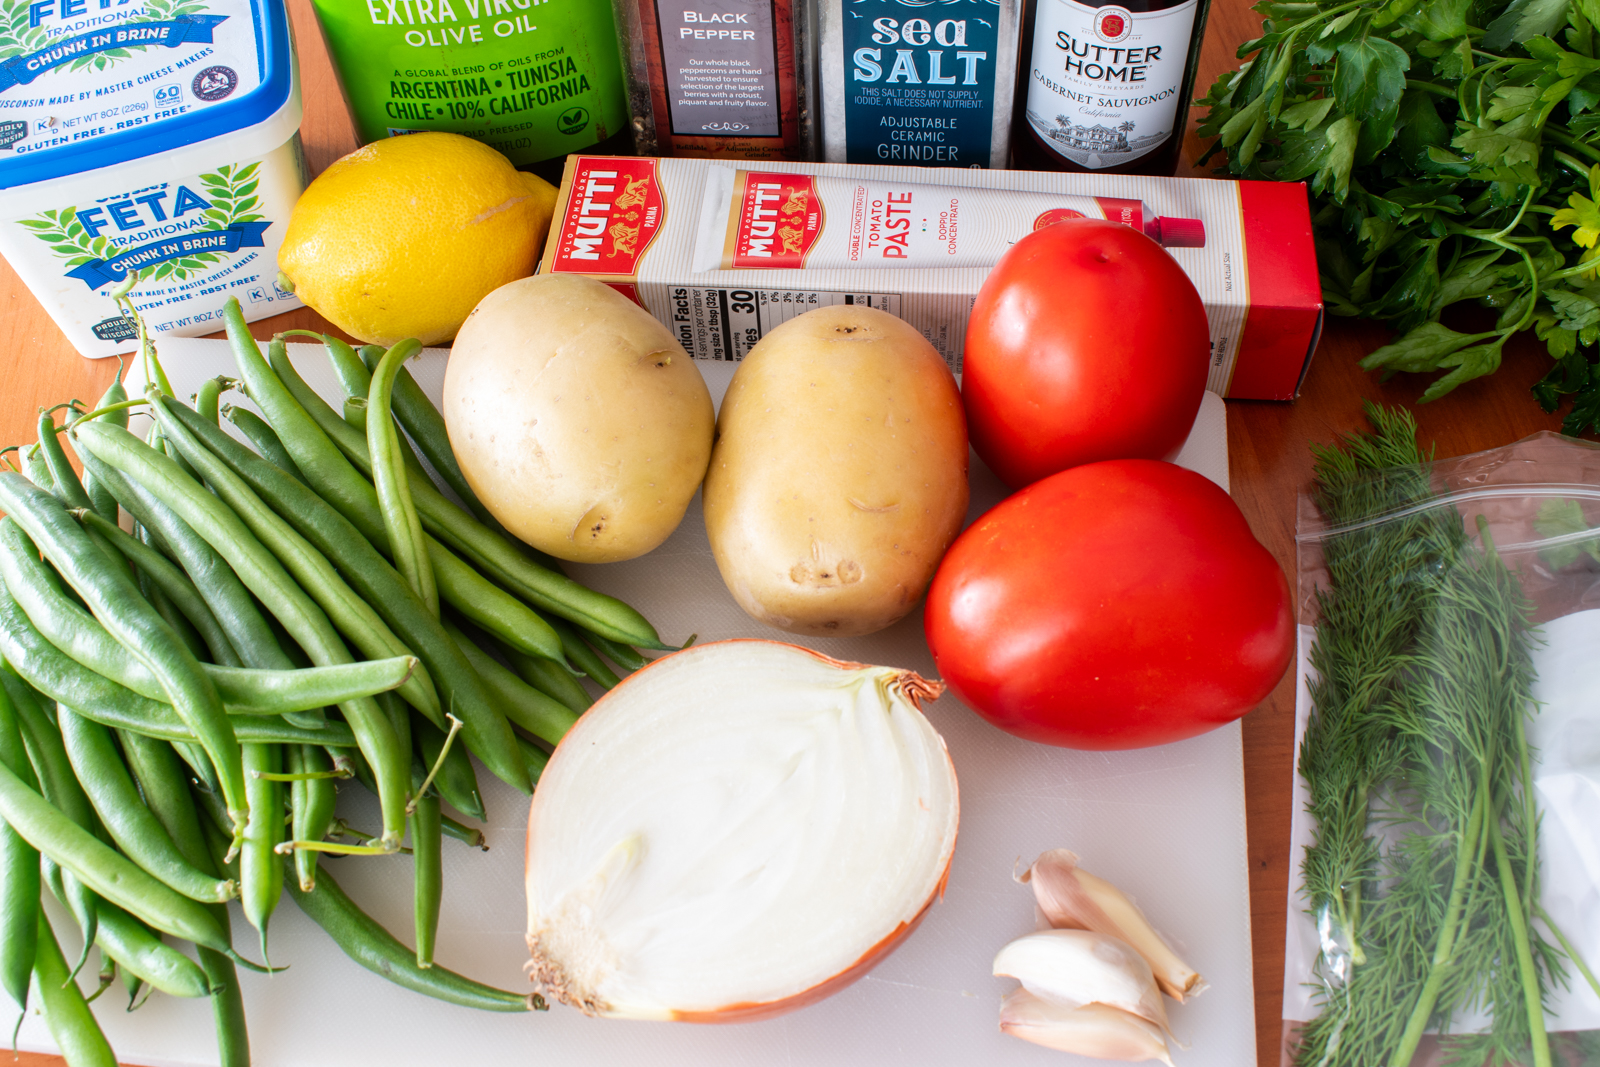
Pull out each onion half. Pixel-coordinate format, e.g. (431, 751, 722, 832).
(524, 640, 960, 1021)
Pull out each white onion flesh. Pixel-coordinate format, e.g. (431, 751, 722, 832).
(524, 639, 960, 1021)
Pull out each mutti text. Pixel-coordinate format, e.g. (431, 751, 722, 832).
(1054, 33, 1159, 82)
(853, 18, 986, 85)
(567, 170, 616, 260)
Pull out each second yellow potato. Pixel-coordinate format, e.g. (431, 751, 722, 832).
(703, 305, 969, 637)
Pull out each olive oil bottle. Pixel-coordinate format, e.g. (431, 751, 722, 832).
(307, 0, 633, 181)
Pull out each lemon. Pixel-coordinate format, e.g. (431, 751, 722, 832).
(278, 132, 558, 347)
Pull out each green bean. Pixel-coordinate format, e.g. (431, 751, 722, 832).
(80, 509, 242, 667)
(161, 430, 203, 484)
(416, 714, 483, 820)
(342, 396, 432, 484)
(269, 338, 665, 649)
(150, 395, 442, 719)
(145, 577, 210, 660)
(444, 619, 579, 747)
(354, 343, 527, 549)
(128, 748, 253, 1067)
(32, 910, 117, 1067)
(0, 756, 241, 960)
(175, 741, 221, 795)
(0, 677, 39, 1015)
(283, 859, 544, 1012)
(198, 797, 239, 879)
(199, 947, 250, 1067)
(3, 518, 411, 715)
(0, 571, 378, 736)
(163, 399, 532, 795)
(59, 706, 236, 903)
(516, 734, 550, 786)
(580, 628, 647, 673)
(1, 659, 101, 976)
(547, 614, 621, 689)
(225, 403, 306, 483)
(119, 732, 211, 864)
(86, 898, 212, 999)
(368, 340, 438, 615)
(440, 814, 487, 850)
(120, 728, 244, 1006)
(240, 743, 283, 959)
(71, 424, 408, 850)
(19, 517, 417, 712)
(36, 408, 125, 578)
(80, 448, 304, 681)
(378, 690, 412, 774)
(0, 472, 247, 834)
(36, 407, 94, 513)
(195, 376, 225, 425)
(120, 961, 142, 1009)
(288, 745, 338, 891)
(503, 644, 593, 713)
(322, 335, 374, 398)
(257, 339, 567, 662)
(21, 443, 56, 495)
(81, 369, 128, 525)
(410, 765, 442, 968)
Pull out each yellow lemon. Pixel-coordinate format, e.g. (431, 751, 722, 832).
(278, 132, 558, 346)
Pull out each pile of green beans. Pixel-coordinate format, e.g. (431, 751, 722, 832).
(0, 296, 669, 1061)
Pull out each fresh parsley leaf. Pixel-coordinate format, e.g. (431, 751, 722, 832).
(1533, 498, 1600, 568)
(1336, 36, 1411, 118)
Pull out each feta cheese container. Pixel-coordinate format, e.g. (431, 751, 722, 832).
(0, 0, 305, 357)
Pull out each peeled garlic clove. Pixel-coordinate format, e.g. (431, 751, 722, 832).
(993, 928, 1169, 1031)
(525, 640, 959, 1021)
(1000, 990, 1175, 1064)
(1022, 849, 1207, 1001)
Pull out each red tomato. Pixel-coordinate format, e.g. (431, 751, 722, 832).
(923, 459, 1293, 750)
(962, 220, 1210, 490)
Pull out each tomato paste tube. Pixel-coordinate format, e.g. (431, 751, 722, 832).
(690, 166, 1204, 270)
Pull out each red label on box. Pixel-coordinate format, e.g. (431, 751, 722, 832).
(1093, 197, 1144, 231)
(725, 172, 823, 269)
(548, 157, 665, 277)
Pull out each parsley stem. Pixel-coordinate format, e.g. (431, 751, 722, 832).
(1553, 150, 1592, 179)
(1546, 125, 1600, 163)
(1403, 79, 1455, 98)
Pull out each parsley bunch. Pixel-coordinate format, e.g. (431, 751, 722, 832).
(1197, 0, 1600, 432)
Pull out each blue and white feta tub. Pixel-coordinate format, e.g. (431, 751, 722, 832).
(0, 0, 304, 357)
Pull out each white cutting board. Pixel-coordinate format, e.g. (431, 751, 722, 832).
(17, 341, 1253, 1067)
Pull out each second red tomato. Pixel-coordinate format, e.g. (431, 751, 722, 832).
(962, 220, 1211, 489)
(923, 459, 1294, 750)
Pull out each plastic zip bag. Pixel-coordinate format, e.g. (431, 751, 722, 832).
(1282, 409, 1600, 1067)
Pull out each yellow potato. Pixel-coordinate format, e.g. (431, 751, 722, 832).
(443, 274, 714, 563)
(703, 305, 969, 636)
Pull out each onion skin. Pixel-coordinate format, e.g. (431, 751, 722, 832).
(524, 639, 959, 1022)
(669, 896, 940, 1023)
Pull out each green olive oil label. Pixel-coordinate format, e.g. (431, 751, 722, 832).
(311, 0, 629, 165)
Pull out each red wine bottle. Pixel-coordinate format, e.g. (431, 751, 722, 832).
(1010, 0, 1211, 175)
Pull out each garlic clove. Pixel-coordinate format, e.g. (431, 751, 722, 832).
(1022, 849, 1207, 1001)
(999, 991, 1175, 1065)
(992, 928, 1169, 1032)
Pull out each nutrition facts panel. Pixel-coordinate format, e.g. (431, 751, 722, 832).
(653, 286, 903, 360)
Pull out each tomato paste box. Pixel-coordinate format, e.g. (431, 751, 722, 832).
(538, 155, 1322, 400)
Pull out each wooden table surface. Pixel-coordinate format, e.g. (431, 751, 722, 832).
(0, 0, 1579, 1063)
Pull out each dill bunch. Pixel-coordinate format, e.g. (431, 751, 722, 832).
(1294, 403, 1561, 1067)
